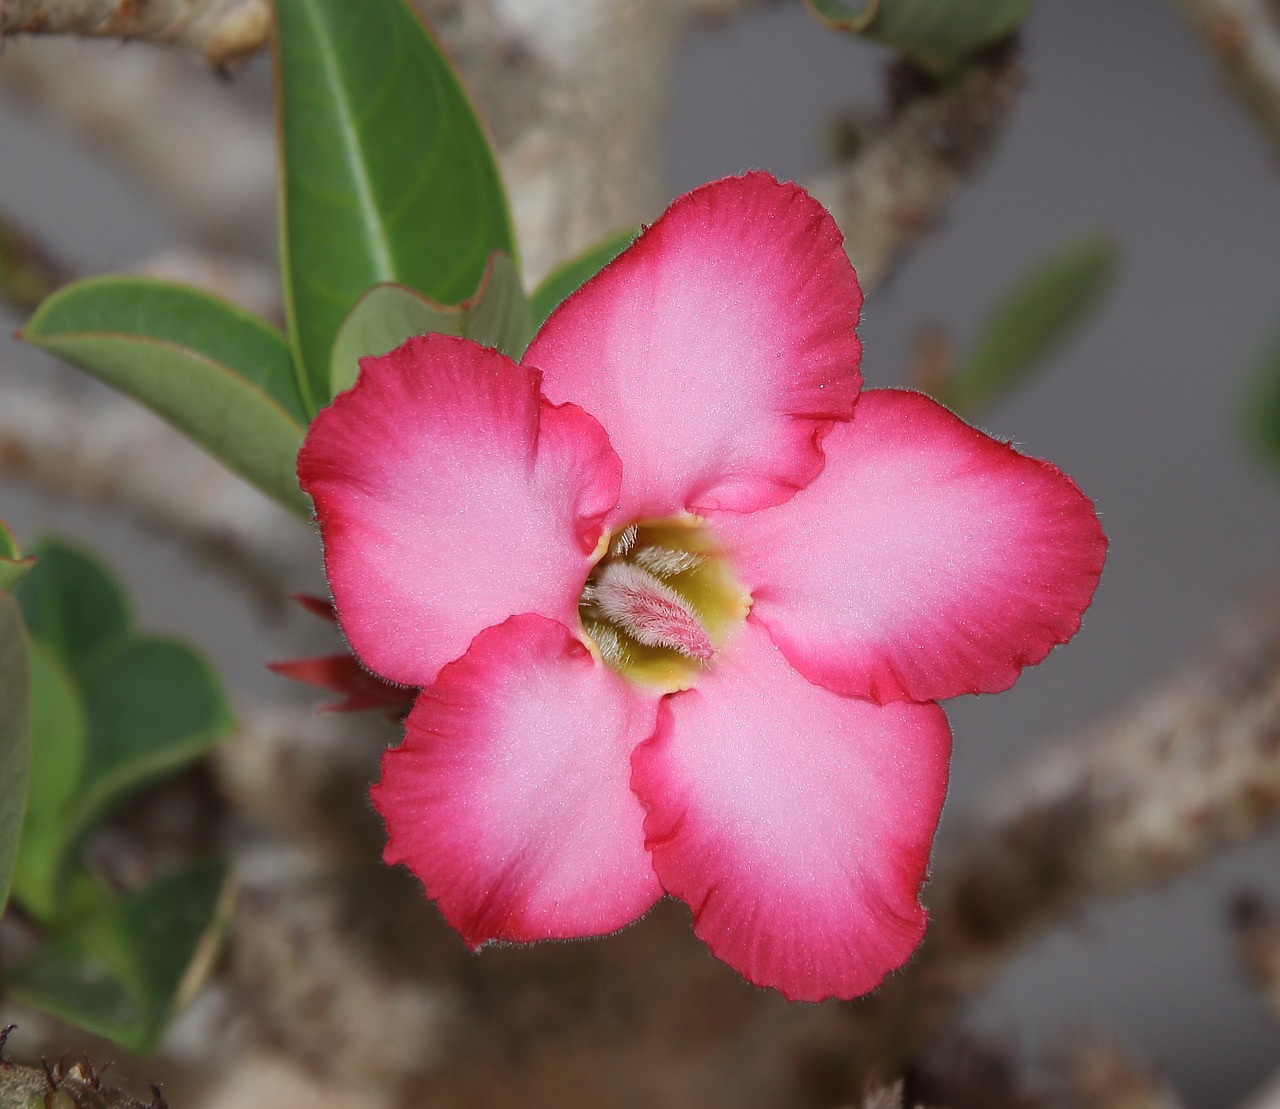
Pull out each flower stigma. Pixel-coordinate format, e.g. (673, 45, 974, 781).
(579, 517, 750, 691)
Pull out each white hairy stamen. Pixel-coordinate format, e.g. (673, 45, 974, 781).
(592, 562, 715, 660)
(632, 545, 707, 579)
(609, 524, 638, 558)
(584, 619, 630, 669)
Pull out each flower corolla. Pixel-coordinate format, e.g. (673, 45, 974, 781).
(297, 173, 1106, 1001)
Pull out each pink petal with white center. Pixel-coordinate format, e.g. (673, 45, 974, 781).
(298, 334, 622, 688)
(523, 172, 863, 521)
(632, 619, 950, 1002)
(713, 389, 1107, 705)
(373, 614, 662, 945)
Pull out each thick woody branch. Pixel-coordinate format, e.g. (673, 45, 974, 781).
(810, 47, 1024, 293)
(0, 38, 277, 254)
(1231, 892, 1280, 1023)
(1059, 1041, 1187, 1109)
(931, 592, 1280, 983)
(0, 382, 314, 605)
(1174, 0, 1280, 159)
(0, 1028, 164, 1109)
(1238, 1071, 1280, 1109)
(419, 0, 689, 284)
(0, 0, 268, 66)
(837, 588, 1280, 1079)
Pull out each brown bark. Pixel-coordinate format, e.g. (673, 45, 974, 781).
(0, 0, 268, 66)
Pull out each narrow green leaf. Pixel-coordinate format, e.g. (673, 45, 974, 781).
(0, 594, 31, 913)
(9, 642, 85, 922)
(330, 254, 531, 395)
(946, 234, 1119, 415)
(806, 0, 1035, 74)
(23, 278, 305, 422)
(276, 0, 516, 410)
(14, 539, 130, 679)
(1247, 327, 1280, 474)
(0, 518, 35, 591)
(4, 859, 233, 1053)
(530, 228, 638, 332)
(22, 277, 309, 516)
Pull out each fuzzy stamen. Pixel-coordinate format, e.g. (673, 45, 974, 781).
(633, 545, 707, 579)
(591, 562, 715, 660)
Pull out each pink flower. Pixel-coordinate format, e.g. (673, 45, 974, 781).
(298, 173, 1106, 1002)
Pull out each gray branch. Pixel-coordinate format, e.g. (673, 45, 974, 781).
(1174, 0, 1280, 159)
(0, 0, 267, 65)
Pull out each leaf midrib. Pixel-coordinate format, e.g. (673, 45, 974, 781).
(303, 0, 395, 281)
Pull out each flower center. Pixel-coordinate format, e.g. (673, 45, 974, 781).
(579, 517, 750, 690)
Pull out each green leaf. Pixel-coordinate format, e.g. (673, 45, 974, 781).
(330, 253, 531, 395)
(0, 519, 18, 560)
(21, 277, 309, 516)
(806, 0, 1036, 74)
(3, 859, 233, 1053)
(76, 636, 234, 838)
(529, 227, 637, 332)
(276, 0, 517, 411)
(0, 594, 31, 913)
(945, 234, 1119, 416)
(0, 518, 35, 591)
(1247, 327, 1280, 474)
(466, 253, 534, 358)
(14, 539, 130, 679)
(9, 540, 234, 923)
(9, 642, 85, 921)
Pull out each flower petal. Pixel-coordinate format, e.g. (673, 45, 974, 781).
(373, 614, 663, 945)
(714, 389, 1107, 704)
(632, 619, 950, 1002)
(298, 335, 622, 688)
(523, 172, 863, 521)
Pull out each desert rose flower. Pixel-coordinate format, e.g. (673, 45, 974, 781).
(297, 172, 1106, 1002)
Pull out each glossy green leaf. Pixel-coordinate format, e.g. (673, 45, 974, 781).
(330, 254, 531, 395)
(806, 0, 1035, 74)
(276, 0, 516, 410)
(0, 518, 34, 591)
(22, 277, 309, 516)
(945, 234, 1119, 416)
(15, 539, 130, 679)
(0, 594, 31, 913)
(8, 642, 85, 921)
(529, 227, 638, 332)
(4, 859, 233, 1053)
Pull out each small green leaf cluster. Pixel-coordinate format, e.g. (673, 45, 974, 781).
(0, 536, 234, 1053)
(20, 0, 637, 519)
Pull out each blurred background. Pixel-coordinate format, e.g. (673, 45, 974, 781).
(2, 0, 1279, 1104)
